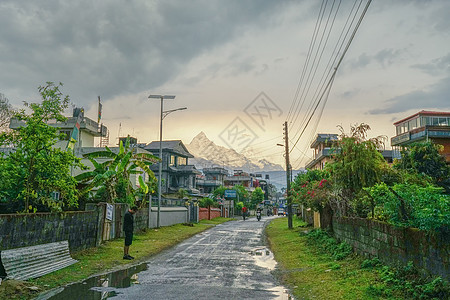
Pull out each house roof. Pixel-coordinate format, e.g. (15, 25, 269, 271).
(144, 140, 194, 158)
(393, 110, 450, 126)
(310, 133, 338, 148)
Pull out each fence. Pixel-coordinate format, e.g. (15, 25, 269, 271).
(332, 217, 449, 280)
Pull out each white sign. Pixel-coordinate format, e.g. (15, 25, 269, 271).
(106, 203, 113, 221)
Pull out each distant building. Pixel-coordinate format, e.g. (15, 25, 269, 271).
(9, 107, 108, 149)
(391, 110, 450, 162)
(144, 140, 201, 194)
(305, 134, 338, 170)
(305, 133, 394, 169)
(196, 167, 228, 194)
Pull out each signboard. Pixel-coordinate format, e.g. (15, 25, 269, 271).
(106, 203, 113, 221)
(224, 189, 237, 198)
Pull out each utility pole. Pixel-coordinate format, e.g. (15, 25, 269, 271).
(283, 121, 293, 229)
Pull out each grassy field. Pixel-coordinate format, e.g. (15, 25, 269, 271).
(1, 218, 232, 299)
(266, 217, 386, 300)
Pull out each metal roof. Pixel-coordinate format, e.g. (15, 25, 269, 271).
(0, 240, 77, 280)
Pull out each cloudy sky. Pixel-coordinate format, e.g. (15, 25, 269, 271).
(1, 0, 449, 168)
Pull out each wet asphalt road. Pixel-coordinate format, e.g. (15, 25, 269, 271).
(44, 216, 291, 300)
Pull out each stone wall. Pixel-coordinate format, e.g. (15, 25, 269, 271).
(0, 212, 98, 251)
(332, 217, 449, 280)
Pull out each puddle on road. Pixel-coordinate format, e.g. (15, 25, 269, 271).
(39, 263, 147, 300)
(250, 247, 277, 270)
(250, 247, 293, 299)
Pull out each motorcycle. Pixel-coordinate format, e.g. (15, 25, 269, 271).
(256, 211, 261, 221)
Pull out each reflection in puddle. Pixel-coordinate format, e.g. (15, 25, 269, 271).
(250, 247, 292, 299)
(250, 247, 277, 270)
(40, 263, 147, 300)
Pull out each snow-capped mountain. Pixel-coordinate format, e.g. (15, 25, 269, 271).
(186, 132, 284, 172)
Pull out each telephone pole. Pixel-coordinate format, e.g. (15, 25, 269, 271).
(283, 121, 293, 229)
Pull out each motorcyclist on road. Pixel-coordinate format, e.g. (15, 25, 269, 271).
(256, 208, 262, 221)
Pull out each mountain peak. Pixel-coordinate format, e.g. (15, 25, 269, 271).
(186, 132, 284, 172)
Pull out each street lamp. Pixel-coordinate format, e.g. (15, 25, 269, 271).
(148, 94, 186, 228)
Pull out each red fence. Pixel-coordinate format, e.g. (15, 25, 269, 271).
(199, 207, 221, 220)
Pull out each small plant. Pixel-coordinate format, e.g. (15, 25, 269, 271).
(361, 257, 382, 269)
(374, 261, 450, 299)
(306, 229, 352, 260)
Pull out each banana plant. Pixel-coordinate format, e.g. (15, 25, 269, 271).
(75, 137, 159, 204)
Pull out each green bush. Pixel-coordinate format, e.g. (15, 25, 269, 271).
(306, 229, 352, 260)
(366, 182, 450, 233)
(375, 261, 450, 299)
(361, 257, 382, 269)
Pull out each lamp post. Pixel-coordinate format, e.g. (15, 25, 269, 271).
(148, 94, 186, 228)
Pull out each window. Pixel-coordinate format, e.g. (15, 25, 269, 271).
(178, 157, 187, 165)
(170, 155, 176, 166)
(439, 117, 447, 126)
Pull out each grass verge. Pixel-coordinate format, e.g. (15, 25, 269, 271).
(2, 218, 232, 299)
(266, 217, 384, 300)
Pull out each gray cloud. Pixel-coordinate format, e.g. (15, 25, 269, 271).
(349, 48, 406, 69)
(369, 76, 450, 114)
(412, 52, 450, 76)
(0, 0, 280, 106)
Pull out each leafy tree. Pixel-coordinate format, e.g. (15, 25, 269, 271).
(212, 185, 226, 198)
(176, 188, 189, 200)
(326, 123, 389, 217)
(394, 142, 450, 193)
(366, 182, 450, 233)
(0, 82, 82, 213)
(75, 137, 159, 205)
(291, 169, 330, 211)
(199, 196, 217, 208)
(250, 187, 264, 208)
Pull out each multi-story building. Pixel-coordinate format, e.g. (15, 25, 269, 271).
(196, 167, 228, 194)
(144, 140, 201, 194)
(391, 110, 450, 162)
(9, 107, 109, 149)
(305, 134, 338, 170)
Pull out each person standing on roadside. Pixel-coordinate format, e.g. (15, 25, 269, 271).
(123, 206, 138, 260)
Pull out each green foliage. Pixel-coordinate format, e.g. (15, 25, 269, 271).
(0, 82, 83, 213)
(212, 185, 226, 198)
(250, 187, 264, 208)
(361, 257, 382, 269)
(176, 188, 189, 200)
(326, 123, 389, 216)
(306, 229, 352, 260)
(374, 262, 450, 299)
(366, 182, 450, 232)
(198, 197, 217, 208)
(291, 169, 330, 211)
(395, 141, 450, 192)
(75, 136, 159, 205)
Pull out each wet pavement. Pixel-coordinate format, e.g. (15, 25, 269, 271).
(39, 216, 292, 299)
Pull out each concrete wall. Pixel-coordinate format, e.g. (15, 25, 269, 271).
(149, 207, 188, 228)
(332, 217, 449, 280)
(0, 212, 98, 251)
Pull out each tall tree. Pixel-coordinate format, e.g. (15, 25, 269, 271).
(326, 123, 389, 216)
(0, 83, 82, 213)
(250, 187, 264, 208)
(394, 141, 450, 192)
